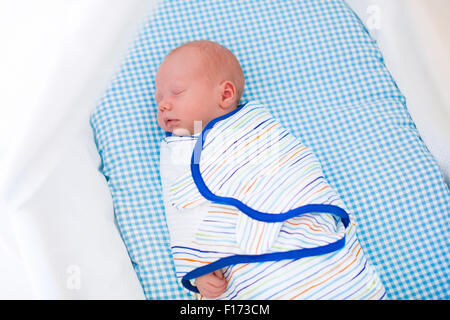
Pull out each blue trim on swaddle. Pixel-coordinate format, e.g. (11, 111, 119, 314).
(179, 102, 351, 294)
(181, 237, 346, 293)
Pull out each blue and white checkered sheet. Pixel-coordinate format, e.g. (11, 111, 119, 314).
(90, 0, 450, 299)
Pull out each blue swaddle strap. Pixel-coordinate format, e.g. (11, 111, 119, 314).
(181, 236, 346, 293)
(190, 102, 350, 227)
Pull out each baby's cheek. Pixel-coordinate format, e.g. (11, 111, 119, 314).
(156, 112, 165, 130)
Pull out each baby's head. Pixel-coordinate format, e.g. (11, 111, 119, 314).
(155, 40, 245, 136)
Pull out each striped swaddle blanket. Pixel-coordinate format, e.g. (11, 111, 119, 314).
(159, 101, 386, 299)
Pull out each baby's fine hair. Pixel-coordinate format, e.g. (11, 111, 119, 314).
(168, 40, 245, 105)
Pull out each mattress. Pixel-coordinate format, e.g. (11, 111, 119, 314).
(90, 0, 450, 299)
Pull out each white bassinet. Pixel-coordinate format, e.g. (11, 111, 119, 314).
(0, 0, 449, 299)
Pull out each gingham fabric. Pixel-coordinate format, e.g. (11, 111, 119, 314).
(90, 0, 450, 299)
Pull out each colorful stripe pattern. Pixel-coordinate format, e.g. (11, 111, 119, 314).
(160, 101, 386, 299)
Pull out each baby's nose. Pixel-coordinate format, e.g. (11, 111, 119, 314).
(158, 100, 172, 111)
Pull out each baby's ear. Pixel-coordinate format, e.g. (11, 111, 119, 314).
(219, 80, 236, 110)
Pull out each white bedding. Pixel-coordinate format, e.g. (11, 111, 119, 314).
(0, 0, 157, 299)
(1, 125, 144, 299)
(0, 0, 448, 299)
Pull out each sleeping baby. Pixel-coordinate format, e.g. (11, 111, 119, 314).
(157, 40, 387, 299)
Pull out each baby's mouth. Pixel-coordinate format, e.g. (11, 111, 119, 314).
(165, 118, 179, 127)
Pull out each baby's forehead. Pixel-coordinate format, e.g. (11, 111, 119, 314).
(168, 49, 209, 70)
(162, 48, 222, 78)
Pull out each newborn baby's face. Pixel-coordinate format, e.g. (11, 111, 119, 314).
(155, 48, 220, 136)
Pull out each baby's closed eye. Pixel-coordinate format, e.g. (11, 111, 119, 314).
(154, 87, 186, 103)
(172, 88, 186, 95)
